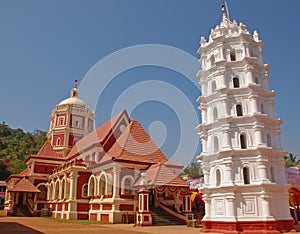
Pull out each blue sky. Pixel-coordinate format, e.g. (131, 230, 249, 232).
(1, 1, 300, 164)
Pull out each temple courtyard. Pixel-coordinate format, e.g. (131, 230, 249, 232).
(0, 217, 299, 234)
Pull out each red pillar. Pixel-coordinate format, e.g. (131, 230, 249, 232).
(136, 188, 152, 226)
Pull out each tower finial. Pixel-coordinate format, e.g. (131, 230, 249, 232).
(74, 79, 78, 89)
(221, 1, 230, 20)
(71, 80, 78, 98)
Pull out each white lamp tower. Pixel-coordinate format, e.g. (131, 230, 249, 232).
(197, 5, 294, 233)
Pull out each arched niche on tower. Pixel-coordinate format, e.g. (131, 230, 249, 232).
(212, 167, 223, 187)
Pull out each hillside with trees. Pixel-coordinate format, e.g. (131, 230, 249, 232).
(0, 122, 47, 180)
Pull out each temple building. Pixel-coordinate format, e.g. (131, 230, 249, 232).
(4, 81, 190, 225)
(197, 7, 294, 234)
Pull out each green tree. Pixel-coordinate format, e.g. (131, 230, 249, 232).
(0, 122, 47, 177)
(0, 159, 11, 180)
(181, 161, 203, 179)
(285, 153, 300, 167)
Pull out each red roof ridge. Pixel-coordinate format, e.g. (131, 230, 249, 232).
(134, 162, 188, 188)
(66, 110, 129, 159)
(8, 178, 40, 193)
(117, 120, 134, 158)
(107, 120, 169, 164)
(152, 162, 162, 185)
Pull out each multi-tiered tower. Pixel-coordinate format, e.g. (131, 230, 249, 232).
(48, 80, 94, 156)
(197, 11, 294, 233)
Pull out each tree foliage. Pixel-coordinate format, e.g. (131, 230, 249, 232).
(285, 153, 300, 168)
(181, 161, 203, 179)
(0, 122, 47, 179)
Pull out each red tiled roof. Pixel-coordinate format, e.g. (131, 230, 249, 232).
(135, 163, 188, 187)
(8, 178, 40, 193)
(19, 167, 31, 176)
(26, 139, 63, 162)
(67, 110, 129, 159)
(36, 138, 58, 157)
(106, 120, 169, 164)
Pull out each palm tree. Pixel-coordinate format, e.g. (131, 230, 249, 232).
(285, 153, 300, 167)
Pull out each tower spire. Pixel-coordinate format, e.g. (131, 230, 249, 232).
(71, 80, 78, 98)
(221, 1, 230, 20)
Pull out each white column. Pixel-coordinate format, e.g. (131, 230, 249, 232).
(31, 161, 35, 175)
(69, 172, 78, 200)
(203, 167, 210, 186)
(200, 105, 207, 123)
(220, 95, 229, 116)
(246, 68, 255, 84)
(201, 134, 208, 153)
(222, 126, 231, 149)
(261, 194, 272, 218)
(219, 46, 224, 60)
(224, 162, 233, 185)
(257, 159, 269, 182)
(113, 166, 121, 198)
(202, 196, 211, 219)
(220, 74, 226, 88)
(225, 194, 235, 218)
(46, 183, 50, 200)
(249, 95, 259, 113)
(34, 193, 38, 211)
(254, 126, 264, 146)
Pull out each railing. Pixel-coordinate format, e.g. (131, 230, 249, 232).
(26, 200, 34, 214)
(158, 202, 186, 222)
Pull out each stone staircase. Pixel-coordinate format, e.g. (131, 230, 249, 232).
(150, 206, 185, 226)
(13, 205, 32, 217)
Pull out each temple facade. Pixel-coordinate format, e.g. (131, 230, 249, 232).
(4, 82, 190, 225)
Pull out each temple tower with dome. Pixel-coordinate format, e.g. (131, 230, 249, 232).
(197, 6, 294, 233)
(48, 80, 95, 156)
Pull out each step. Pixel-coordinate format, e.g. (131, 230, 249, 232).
(150, 207, 185, 226)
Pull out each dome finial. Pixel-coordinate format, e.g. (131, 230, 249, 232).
(70, 80, 79, 98)
(74, 79, 78, 89)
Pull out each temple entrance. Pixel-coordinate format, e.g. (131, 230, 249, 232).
(18, 193, 24, 205)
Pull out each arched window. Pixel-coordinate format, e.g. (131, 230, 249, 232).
(210, 54, 215, 65)
(240, 134, 247, 149)
(267, 134, 271, 147)
(88, 177, 95, 197)
(214, 136, 219, 152)
(49, 183, 54, 200)
(82, 184, 88, 197)
(233, 77, 240, 88)
(216, 169, 221, 186)
(124, 178, 132, 195)
(213, 107, 218, 121)
(55, 182, 60, 200)
(211, 80, 217, 93)
(38, 185, 47, 200)
(56, 138, 61, 146)
(61, 180, 65, 199)
(236, 104, 243, 116)
(48, 184, 53, 200)
(255, 77, 259, 84)
(270, 166, 275, 182)
(243, 166, 250, 184)
(261, 104, 264, 114)
(99, 174, 106, 196)
(230, 49, 236, 61)
(65, 180, 70, 199)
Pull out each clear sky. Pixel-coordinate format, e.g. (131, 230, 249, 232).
(1, 0, 300, 165)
